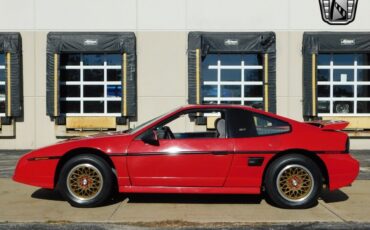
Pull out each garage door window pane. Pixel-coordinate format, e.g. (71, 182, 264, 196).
(356, 54, 370, 65)
(60, 69, 80, 82)
(221, 54, 241, 65)
(333, 101, 353, 114)
(318, 69, 330, 81)
(220, 101, 241, 104)
(221, 85, 241, 97)
(318, 54, 331, 65)
(107, 69, 122, 81)
(333, 54, 356, 65)
(244, 69, 262, 81)
(60, 85, 80, 98)
(318, 101, 330, 113)
(333, 85, 354, 97)
(357, 102, 370, 113)
(60, 53, 80, 66)
(203, 85, 217, 97)
(333, 69, 354, 82)
(244, 85, 262, 97)
(0, 100, 5, 113)
(318, 85, 330, 97)
(242, 54, 262, 65)
(60, 101, 80, 113)
(107, 101, 121, 113)
(0, 69, 5, 82)
(357, 85, 370, 97)
(83, 54, 104, 66)
(221, 69, 240, 81)
(84, 69, 104, 81)
(106, 54, 121, 65)
(107, 85, 122, 97)
(357, 69, 370, 82)
(84, 101, 104, 113)
(244, 101, 263, 109)
(84, 85, 104, 97)
(0, 85, 4, 96)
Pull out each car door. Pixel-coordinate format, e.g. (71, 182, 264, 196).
(126, 109, 234, 187)
(224, 108, 291, 187)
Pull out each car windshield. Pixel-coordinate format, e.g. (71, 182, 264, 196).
(127, 107, 180, 134)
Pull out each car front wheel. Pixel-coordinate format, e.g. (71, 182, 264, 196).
(264, 154, 322, 209)
(58, 154, 114, 207)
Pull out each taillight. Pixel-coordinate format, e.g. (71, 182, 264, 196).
(345, 137, 350, 153)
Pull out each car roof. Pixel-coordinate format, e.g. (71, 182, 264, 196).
(178, 104, 299, 124)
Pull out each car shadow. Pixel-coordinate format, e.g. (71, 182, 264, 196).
(31, 188, 64, 201)
(31, 188, 348, 207)
(31, 188, 262, 205)
(320, 189, 349, 203)
(124, 193, 263, 204)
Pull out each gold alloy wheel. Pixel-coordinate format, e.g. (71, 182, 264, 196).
(66, 163, 103, 201)
(276, 164, 314, 202)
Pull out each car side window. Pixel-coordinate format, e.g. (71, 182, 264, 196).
(253, 113, 290, 136)
(228, 109, 290, 138)
(154, 110, 226, 140)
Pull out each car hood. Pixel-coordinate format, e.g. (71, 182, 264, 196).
(60, 130, 132, 142)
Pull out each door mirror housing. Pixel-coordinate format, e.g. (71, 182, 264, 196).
(141, 130, 159, 146)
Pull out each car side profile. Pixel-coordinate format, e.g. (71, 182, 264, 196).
(13, 105, 359, 208)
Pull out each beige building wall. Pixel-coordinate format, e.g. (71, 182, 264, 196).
(0, 0, 369, 149)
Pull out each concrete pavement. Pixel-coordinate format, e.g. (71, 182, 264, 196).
(0, 178, 370, 224)
(1, 150, 370, 227)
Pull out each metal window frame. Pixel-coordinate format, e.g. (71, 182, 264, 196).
(317, 56, 370, 116)
(202, 54, 264, 105)
(60, 53, 122, 117)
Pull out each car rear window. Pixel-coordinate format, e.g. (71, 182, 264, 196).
(228, 109, 290, 138)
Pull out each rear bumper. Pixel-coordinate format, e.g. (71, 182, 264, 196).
(319, 153, 360, 191)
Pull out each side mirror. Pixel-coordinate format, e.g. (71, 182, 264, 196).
(141, 130, 159, 146)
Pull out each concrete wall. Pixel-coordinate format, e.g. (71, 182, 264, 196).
(0, 0, 369, 149)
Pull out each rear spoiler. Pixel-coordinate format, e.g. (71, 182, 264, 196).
(305, 120, 349, 130)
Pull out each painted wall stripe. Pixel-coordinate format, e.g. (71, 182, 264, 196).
(195, 49, 200, 104)
(123, 53, 127, 116)
(312, 53, 317, 116)
(54, 54, 58, 116)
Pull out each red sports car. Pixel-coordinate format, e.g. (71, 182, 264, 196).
(13, 105, 359, 208)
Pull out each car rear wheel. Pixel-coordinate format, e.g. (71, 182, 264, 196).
(264, 154, 322, 209)
(58, 154, 114, 207)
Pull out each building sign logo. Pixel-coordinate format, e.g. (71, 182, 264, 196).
(340, 38, 355, 45)
(83, 39, 98, 46)
(224, 39, 239, 46)
(319, 0, 358, 25)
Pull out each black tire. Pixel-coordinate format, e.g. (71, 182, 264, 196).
(264, 154, 322, 209)
(57, 154, 114, 208)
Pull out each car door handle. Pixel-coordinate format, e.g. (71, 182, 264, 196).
(211, 151, 229, 155)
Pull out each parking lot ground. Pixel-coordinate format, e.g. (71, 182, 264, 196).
(0, 178, 369, 225)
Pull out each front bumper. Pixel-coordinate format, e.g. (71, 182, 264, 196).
(13, 153, 59, 189)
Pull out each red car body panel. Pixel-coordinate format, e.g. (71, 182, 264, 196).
(13, 105, 359, 195)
